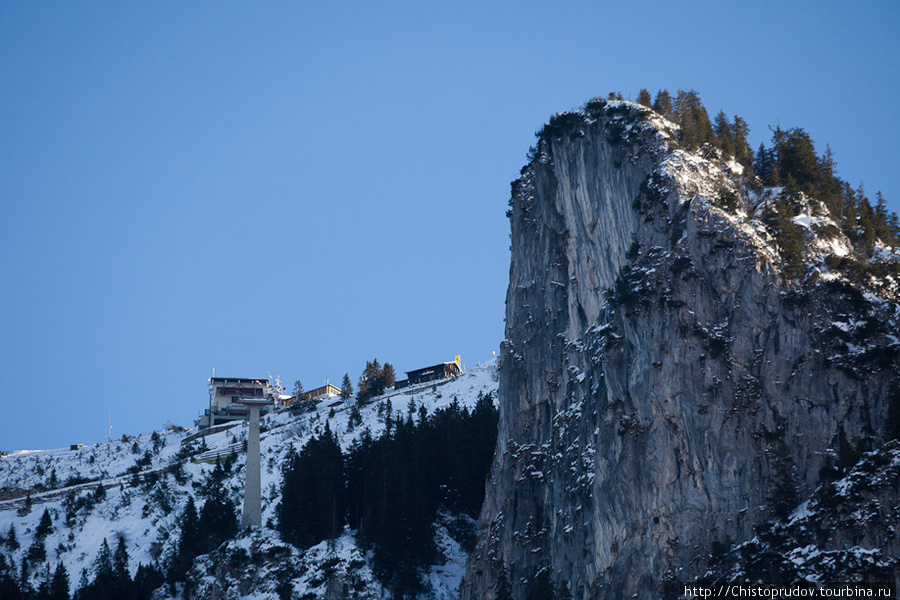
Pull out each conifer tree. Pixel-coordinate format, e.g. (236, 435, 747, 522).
(19, 561, 28, 595)
(762, 203, 806, 278)
(340, 373, 353, 399)
(652, 89, 673, 118)
(6, 524, 19, 551)
(755, 143, 777, 186)
(674, 89, 715, 150)
(380, 398, 393, 426)
(348, 403, 362, 430)
(344, 396, 498, 596)
(26, 536, 47, 564)
(74, 570, 89, 600)
(637, 88, 652, 108)
(198, 462, 238, 550)
(87, 538, 114, 600)
(0, 555, 23, 600)
(383, 363, 396, 389)
(150, 430, 162, 453)
(169, 497, 200, 581)
(113, 537, 131, 595)
(95, 538, 113, 579)
(93, 483, 106, 504)
(279, 423, 345, 549)
(133, 563, 164, 600)
(36, 508, 54, 539)
(357, 358, 392, 403)
(873, 191, 897, 244)
(858, 195, 878, 255)
(357, 360, 375, 401)
(713, 110, 735, 158)
(819, 144, 837, 182)
(731, 115, 754, 171)
(49, 562, 69, 600)
(888, 211, 900, 246)
(772, 127, 822, 194)
(495, 565, 513, 600)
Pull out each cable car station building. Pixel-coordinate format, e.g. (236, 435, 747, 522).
(199, 377, 272, 428)
(394, 356, 462, 390)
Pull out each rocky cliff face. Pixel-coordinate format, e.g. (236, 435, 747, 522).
(461, 100, 900, 598)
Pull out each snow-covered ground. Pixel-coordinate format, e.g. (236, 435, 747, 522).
(0, 358, 500, 598)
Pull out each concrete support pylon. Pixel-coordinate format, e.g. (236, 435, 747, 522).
(238, 398, 272, 529)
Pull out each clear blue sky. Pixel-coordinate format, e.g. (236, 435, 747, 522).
(2, 2, 898, 451)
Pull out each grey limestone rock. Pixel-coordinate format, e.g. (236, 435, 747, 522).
(461, 101, 899, 599)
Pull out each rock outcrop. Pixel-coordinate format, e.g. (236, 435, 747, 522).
(173, 530, 382, 600)
(461, 100, 900, 598)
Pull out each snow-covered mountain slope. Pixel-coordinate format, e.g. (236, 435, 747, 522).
(0, 358, 499, 599)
